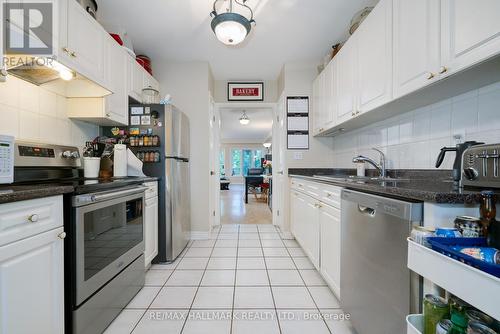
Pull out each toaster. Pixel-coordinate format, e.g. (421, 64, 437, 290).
(462, 143, 500, 188)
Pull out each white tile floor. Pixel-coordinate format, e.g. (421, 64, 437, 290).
(104, 224, 357, 334)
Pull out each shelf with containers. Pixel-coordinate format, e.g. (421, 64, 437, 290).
(406, 238, 500, 333)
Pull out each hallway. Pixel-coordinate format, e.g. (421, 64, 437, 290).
(220, 184, 272, 225)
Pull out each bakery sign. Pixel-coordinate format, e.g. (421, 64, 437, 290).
(228, 82, 264, 101)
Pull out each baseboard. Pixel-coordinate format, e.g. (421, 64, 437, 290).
(190, 231, 210, 240)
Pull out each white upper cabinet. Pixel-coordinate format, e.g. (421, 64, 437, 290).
(104, 37, 128, 125)
(393, 0, 440, 98)
(312, 76, 322, 135)
(356, 0, 393, 113)
(335, 36, 357, 125)
(323, 61, 336, 129)
(441, 0, 500, 77)
(60, 0, 106, 87)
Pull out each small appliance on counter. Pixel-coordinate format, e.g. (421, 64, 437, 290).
(462, 143, 500, 189)
(0, 135, 14, 184)
(435, 141, 484, 186)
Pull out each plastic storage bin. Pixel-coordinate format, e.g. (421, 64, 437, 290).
(406, 314, 424, 334)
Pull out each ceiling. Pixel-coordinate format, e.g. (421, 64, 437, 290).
(220, 108, 273, 142)
(97, 0, 377, 80)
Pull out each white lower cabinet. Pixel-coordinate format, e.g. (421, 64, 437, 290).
(0, 227, 65, 334)
(144, 182, 159, 268)
(319, 203, 341, 298)
(290, 178, 342, 297)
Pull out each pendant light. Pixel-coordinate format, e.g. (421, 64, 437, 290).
(210, 0, 255, 46)
(239, 110, 250, 125)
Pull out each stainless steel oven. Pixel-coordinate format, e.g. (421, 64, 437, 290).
(72, 185, 146, 305)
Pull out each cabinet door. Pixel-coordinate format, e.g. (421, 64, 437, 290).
(133, 62, 145, 101)
(356, 0, 393, 113)
(312, 77, 322, 135)
(64, 0, 105, 85)
(323, 61, 336, 129)
(301, 195, 320, 270)
(105, 38, 128, 125)
(393, 0, 440, 98)
(335, 38, 357, 125)
(0, 227, 64, 334)
(319, 204, 341, 299)
(290, 191, 304, 241)
(144, 197, 159, 267)
(441, 0, 500, 76)
(143, 71, 160, 92)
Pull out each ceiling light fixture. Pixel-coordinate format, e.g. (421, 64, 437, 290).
(210, 0, 256, 46)
(239, 110, 250, 125)
(263, 143, 271, 149)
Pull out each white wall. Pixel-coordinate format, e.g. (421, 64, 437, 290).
(155, 61, 212, 234)
(0, 76, 99, 148)
(213, 80, 278, 103)
(281, 61, 336, 169)
(330, 80, 500, 170)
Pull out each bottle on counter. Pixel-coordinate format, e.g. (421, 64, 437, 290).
(138, 135, 144, 147)
(154, 151, 160, 162)
(143, 135, 149, 147)
(480, 191, 500, 249)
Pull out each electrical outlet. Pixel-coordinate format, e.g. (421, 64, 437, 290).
(293, 152, 303, 160)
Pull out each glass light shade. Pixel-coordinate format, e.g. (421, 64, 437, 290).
(214, 20, 247, 45)
(239, 118, 250, 125)
(263, 143, 272, 148)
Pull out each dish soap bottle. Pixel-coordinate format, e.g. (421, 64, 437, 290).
(480, 191, 500, 249)
(447, 312, 467, 334)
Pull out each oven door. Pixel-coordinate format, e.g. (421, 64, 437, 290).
(73, 187, 146, 306)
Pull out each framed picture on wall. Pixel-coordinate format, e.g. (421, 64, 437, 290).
(228, 82, 264, 101)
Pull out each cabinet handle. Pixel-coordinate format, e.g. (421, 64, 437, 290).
(62, 47, 70, 53)
(426, 72, 435, 80)
(70, 51, 77, 58)
(351, 111, 356, 117)
(28, 214, 39, 223)
(106, 113, 111, 117)
(58, 232, 67, 239)
(356, 110, 360, 115)
(326, 193, 332, 197)
(439, 66, 448, 74)
(319, 128, 324, 132)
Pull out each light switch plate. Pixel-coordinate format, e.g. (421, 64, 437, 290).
(293, 152, 303, 160)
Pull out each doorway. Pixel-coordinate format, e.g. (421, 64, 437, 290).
(210, 103, 281, 227)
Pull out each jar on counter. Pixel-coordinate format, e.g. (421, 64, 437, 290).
(144, 135, 149, 147)
(424, 294, 449, 334)
(152, 135, 159, 146)
(138, 135, 144, 147)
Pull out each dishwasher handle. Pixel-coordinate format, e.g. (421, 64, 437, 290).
(358, 205, 376, 217)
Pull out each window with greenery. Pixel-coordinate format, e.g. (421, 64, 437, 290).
(231, 149, 241, 176)
(231, 148, 263, 176)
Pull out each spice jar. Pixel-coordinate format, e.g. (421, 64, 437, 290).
(480, 191, 500, 249)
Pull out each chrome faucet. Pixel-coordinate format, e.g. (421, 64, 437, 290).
(352, 148, 387, 178)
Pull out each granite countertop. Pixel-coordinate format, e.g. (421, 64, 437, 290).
(288, 168, 496, 204)
(0, 184, 75, 204)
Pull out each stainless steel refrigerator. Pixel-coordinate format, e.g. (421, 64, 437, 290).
(129, 104, 191, 262)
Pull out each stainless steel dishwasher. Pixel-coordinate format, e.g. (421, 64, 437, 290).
(341, 189, 423, 334)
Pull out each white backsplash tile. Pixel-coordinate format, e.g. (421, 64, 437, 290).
(331, 80, 500, 170)
(0, 76, 98, 148)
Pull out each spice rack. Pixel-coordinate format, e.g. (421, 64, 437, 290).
(407, 238, 500, 320)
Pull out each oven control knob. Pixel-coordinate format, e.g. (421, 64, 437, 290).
(70, 151, 80, 159)
(62, 150, 72, 158)
(464, 168, 479, 181)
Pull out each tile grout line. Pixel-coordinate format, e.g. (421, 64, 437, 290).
(178, 225, 222, 334)
(229, 224, 240, 334)
(259, 225, 283, 334)
(129, 245, 183, 333)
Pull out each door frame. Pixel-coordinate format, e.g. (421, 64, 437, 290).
(212, 102, 280, 227)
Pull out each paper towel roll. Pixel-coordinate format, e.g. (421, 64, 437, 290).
(127, 148, 146, 177)
(113, 144, 128, 177)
